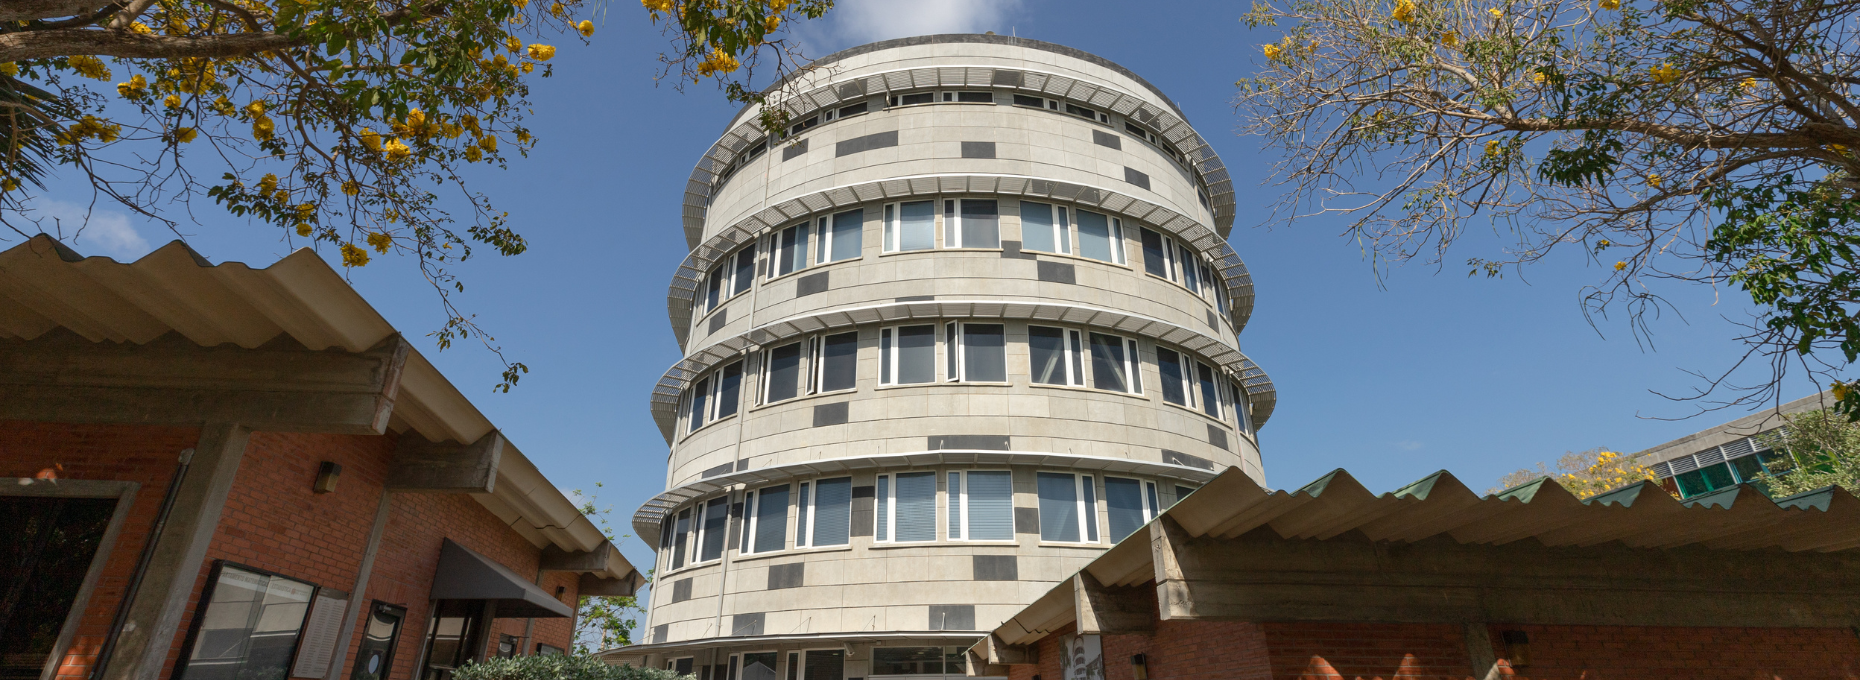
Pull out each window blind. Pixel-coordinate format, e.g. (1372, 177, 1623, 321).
(699, 497, 728, 562)
(894, 472, 936, 542)
(812, 477, 852, 546)
(966, 471, 1013, 540)
(753, 486, 788, 553)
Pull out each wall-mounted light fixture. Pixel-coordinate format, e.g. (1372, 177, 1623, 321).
(314, 461, 342, 494)
(1131, 654, 1149, 680)
(1501, 630, 1531, 667)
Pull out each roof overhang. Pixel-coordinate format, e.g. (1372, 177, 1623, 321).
(432, 539, 575, 618)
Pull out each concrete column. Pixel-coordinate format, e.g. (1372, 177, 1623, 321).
(324, 490, 394, 680)
(103, 422, 250, 680)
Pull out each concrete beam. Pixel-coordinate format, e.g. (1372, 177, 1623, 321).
(579, 572, 639, 597)
(0, 331, 408, 433)
(1074, 572, 1154, 635)
(387, 430, 504, 493)
(982, 633, 1035, 666)
(541, 541, 617, 572)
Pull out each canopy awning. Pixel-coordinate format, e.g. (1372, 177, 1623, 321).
(430, 539, 574, 618)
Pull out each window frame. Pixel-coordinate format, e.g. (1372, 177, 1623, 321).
(878, 324, 938, 386)
(815, 209, 864, 265)
(741, 484, 791, 555)
(173, 560, 318, 680)
(1103, 475, 1158, 543)
(1027, 325, 1086, 387)
(948, 469, 1016, 542)
(942, 198, 1001, 250)
(683, 360, 745, 435)
(795, 476, 853, 548)
(760, 341, 806, 406)
(768, 223, 812, 280)
(1085, 331, 1144, 395)
(692, 495, 730, 565)
(1018, 201, 1072, 256)
(807, 330, 860, 395)
(1195, 361, 1223, 420)
(945, 321, 1008, 384)
(1036, 472, 1100, 544)
(700, 243, 757, 316)
(1073, 209, 1127, 266)
(873, 471, 938, 544)
(882, 200, 937, 253)
(1155, 346, 1196, 409)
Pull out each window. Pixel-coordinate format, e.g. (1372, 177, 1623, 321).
(944, 199, 1000, 249)
(942, 91, 993, 103)
(1156, 347, 1192, 407)
(771, 223, 811, 278)
(1019, 201, 1071, 255)
(809, 331, 858, 394)
(789, 115, 818, 136)
(1028, 326, 1085, 387)
(889, 92, 935, 106)
(816, 209, 863, 264)
(175, 562, 315, 680)
(687, 376, 709, 433)
(739, 652, 780, 680)
(1103, 477, 1154, 543)
(1139, 228, 1169, 279)
(1173, 485, 1198, 507)
(947, 322, 1006, 382)
(950, 470, 1014, 540)
(743, 485, 790, 554)
(871, 647, 968, 675)
(762, 342, 804, 404)
(1037, 473, 1098, 543)
(1089, 333, 1141, 394)
(420, 599, 488, 680)
(703, 244, 757, 313)
(670, 508, 692, 570)
(798, 477, 852, 547)
(695, 496, 728, 563)
(874, 471, 936, 543)
(1012, 94, 1047, 108)
(350, 601, 405, 680)
(1064, 103, 1108, 124)
(1182, 250, 1201, 294)
(1229, 379, 1252, 433)
(1075, 210, 1125, 264)
(879, 325, 936, 385)
(838, 101, 869, 118)
(804, 650, 845, 680)
(1196, 362, 1222, 419)
(686, 361, 744, 433)
(883, 200, 935, 252)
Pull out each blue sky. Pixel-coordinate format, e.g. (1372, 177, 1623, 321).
(22, 0, 1818, 582)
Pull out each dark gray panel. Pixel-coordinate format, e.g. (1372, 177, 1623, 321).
(767, 562, 804, 590)
(991, 69, 1024, 87)
(1125, 167, 1151, 190)
(999, 240, 1035, 260)
(961, 141, 997, 159)
(836, 130, 900, 157)
(707, 308, 727, 334)
(851, 485, 875, 537)
(1092, 130, 1122, 150)
(1014, 507, 1040, 535)
(731, 612, 766, 637)
(1162, 449, 1216, 471)
(782, 138, 808, 161)
(701, 462, 734, 478)
(1209, 424, 1230, 451)
(927, 435, 1011, 450)
(928, 605, 976, 631)
(1207, 310, 1219, 329)
(652, 624, 669, 644)
(972, 555, 1018, 581)
(736, 459, 750, 471)
(813, 402, 849, 427)
(671, 578, 693, 603)
(796, 271, 830, 297)
(1036, 261, 1076, 284)
(895, 295, 936, 302)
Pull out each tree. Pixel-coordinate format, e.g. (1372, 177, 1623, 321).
(0, 0, 829, 390)
(572, 481, 648, 653)
(1754, 407, 1860, 494)
(1492, 447, 1658, 497)
(1238, 0, 1860, 415)
(452, 653, 684, 680)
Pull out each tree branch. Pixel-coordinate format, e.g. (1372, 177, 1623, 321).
(0, 28, 304, 62)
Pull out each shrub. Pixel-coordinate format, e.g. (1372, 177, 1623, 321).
(453, 654, 685, 680)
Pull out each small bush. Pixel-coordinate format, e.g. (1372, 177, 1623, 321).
(453, 654, 686, 680)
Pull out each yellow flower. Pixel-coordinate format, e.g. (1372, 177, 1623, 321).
(129, 21, 153, 34)
(549, 2, 567, 17)
(1649, 63, 1681, 84)
(764, 15, 781, 32)
(527, 43, 556, 61)
(464, 146, 483, 162)
(522, 62, 535, 74)
(506, 36, 522, 52)
(296, 203, 315, 219)
(406, 108, 426, 129)
(461, 115, 481, 136)
(0, 63, 17, 77)
(68, 55, 110, 80)
(1262, 44, 1282, 60)
(340, 242, 370, 267)
(342, 180, 362, 196)
(1440, 31, 1459, 46)
(696, 47, 739, 76)
(1741, 77, 1758, 91)
(1832, 144, 1850, 155)
(252, 115, 275, 141)
(1, 178, 16, 192)
(246, 100, 267, 117)
(1614, 260, 1627, 271)
(577, 20, 595, 36)
(273, 188, 290, 203)
(516, 130, 532, 144)
(1834, 382, 1851, 402)
(296, 222, 313, 237)
(115, 74, 147, 98)
(641, 0, 673, 10)
(164, 94, 182, 109)
(1597, 239, 1611, 247)
(367, 231, 393, 253)
(1599, 0, 1620, 9)
(257, 173, 278, 194)
(1646, 173, 1662, 188)
(479, 135, 498, 152)
(1392, 0, 1418, 23)
(1488, 7, 1503, 17)
(383, 138, 412, 160)
(1484, 139, 1501, 157)
(1533, 71, 1547, 84)
(359, 128, 382, 152)
(174, 127, 197, 143)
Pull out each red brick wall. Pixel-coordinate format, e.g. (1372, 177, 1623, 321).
(1478, 624, 1860, 680)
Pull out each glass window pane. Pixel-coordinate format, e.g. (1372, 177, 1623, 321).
(707, 266, 724, 309)
(1730, 455, 1764, 483)
(671, 509, 691, 569)
(753, 485, 789, 553)
(1029, 327, 1068, 385)
(1037, 473, 1080, 542)
(872, 647, 943, 675)
(776, 228, 797, 277)
(1082, 476, 1098, 542)
(966, 471, 1013, 540)
(717, 362, 743, 418)
(1674, 469, 1710, 498)
(896, 325, 936, 384)
(947, 472, 961, 539)
(742, 653, 779, 680)
(1105, 477, 1146, 542)
(880, 329, 893, 384)
(875, 476, 889, 542)
(893, 472, 937, 542)
(821, 332, 858, 392)
(962, 324, 1006, 382)
(687, 377, 710, 432)
(944, 647, 967, 675)
(900, 200, 935, 251)
(1196, 363, 1220, 418)
(1076, 211, 1114, 262)
(180, 565, 315, 680)
(1140, 228, 1167, 277)
(766, 343, 803, 403)
(960, 200, 1000, 248)
(830, 210, 863, 262)
(803, 651, 844, 680)
(884, 204, 896, 252)
(1700, 462, 1736, 491)
(1089, 333, 1131, 393)
(1175, 485, 1197, 505)
(1157, 348, 1187, 405)
(1182, 247, 1200, 293)
(1056, 208, 1071, 255)
(1021, 202, 1056, 253)
(811, 477, 853, 546)
(733, 246, 756, 295)
(699, 498, 728, 562)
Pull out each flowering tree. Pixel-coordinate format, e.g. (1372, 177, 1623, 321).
(1239, 0, 1860, 415)
(1755, 407, 1860, 495)
(0, 0, 828, 390)
(1492, 447, 1659, 497)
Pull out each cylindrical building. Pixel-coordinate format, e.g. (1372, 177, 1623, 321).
(606, 34, 1277, 680)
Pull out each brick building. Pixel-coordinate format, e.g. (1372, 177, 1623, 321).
(973, 466, 1860, 679)
(0, 236, 643, 680)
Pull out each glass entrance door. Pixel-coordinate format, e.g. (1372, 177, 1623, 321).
(0, 496, 117, 680)
(350, 602, 406, 680)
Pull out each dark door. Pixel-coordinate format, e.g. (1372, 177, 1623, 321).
(350, 602, 406, 680)
(0, 496, 117, 680)
(419, 600, 487, 680)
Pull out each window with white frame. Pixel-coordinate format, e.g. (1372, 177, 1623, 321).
(945, 321, 1006, 383)
(879, 324, 937, 385)
(1088, 332, 1142, 394)
(1230, 379, 1252, 433)
(871, 647, 968, 676)
(668, 508, 692, 570)
(815, 209, 864, 264)
(694, 496, 729, 563)
(1011, 94, 1061, 111)
(874, 471, 937, 543)
(948, 470, 1014, 541)
(742, 484, 789, 555)
(797, 477, 852, 547)
(762, 342, 804, 404)
(1020, 201, 1071, 255)
(770, 223, 811, 279)
(1028, 326, 1085, 387)
(703, 244, 756, 313)
(1195, 361, 1223, 419)
(684, 360, 743, 433)
(1103, 476, 1156, 543)
(1138, 227, 1214, 297)
(943, 199, 1000, 249)
(941, 91, 995, 103)
(808, 331, 858, 394)
(1036, 472, 1099, 543)
(1155, 347, 1193, 408)
(887, 91, 935, 106)
(737, 652, 780, 680)
(883, 200, 936, 253)
(1075, 210, 1126, 265)
(1063, 102, 1111, 125)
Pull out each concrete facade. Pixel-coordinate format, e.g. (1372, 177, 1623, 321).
(1633, 392, 1830, 499)
(609, 36, 1276, 680)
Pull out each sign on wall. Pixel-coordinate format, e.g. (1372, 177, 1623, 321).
(1058, 634, 1104, 680)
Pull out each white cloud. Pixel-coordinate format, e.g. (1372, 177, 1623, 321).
(791, 0, 1028, 55)
(28, 199, 152, 260)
